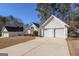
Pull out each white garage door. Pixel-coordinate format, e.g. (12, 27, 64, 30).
(55, 28, 66, 38)
(44, 29, 54, 37)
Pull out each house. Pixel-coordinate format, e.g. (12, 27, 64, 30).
(23, 22, 40, 35)
(40, 15, 69, 38)
(1, 26, 23, 37)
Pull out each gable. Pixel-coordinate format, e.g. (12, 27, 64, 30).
(24, 24, 39, 32)
(45, 17, 66, 28)
(1, 27, 8, 32)
(40, 15, 69, 29)
(30, 24, 38, 30)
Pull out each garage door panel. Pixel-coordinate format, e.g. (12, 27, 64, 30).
(55, 29, 65, 38)
(44, 29, 54, 37)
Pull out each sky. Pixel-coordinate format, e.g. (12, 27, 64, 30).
(0, 3, 40, 24)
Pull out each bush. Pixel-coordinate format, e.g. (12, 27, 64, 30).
(33, 30, 38, 36)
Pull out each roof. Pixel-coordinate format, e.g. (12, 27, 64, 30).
(4, 26, 23, 32)
(40, 15, 69, 29)
(33, 22, 40, 27)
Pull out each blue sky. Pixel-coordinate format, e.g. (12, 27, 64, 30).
(0, 3, 40, 24)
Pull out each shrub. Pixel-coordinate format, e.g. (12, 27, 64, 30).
(33, 30, 38, 36)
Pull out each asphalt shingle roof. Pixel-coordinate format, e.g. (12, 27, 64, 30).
(5, 26, 23, 32)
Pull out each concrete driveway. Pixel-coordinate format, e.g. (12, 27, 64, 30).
(0, 37, 70, 56)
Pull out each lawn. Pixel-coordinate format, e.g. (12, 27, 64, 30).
(0, 36, 35, 49)
(67, 37, 79, 56)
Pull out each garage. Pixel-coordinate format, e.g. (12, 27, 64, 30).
(40, 15, 69, 39)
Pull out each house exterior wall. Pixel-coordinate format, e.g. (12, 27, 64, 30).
(23, 27, 28, 34)
(27, 24, 37, 34)
(2, 31, 23, 37)
(24, 24, 40, 35)
(2, 32, 9, 37)
(24, 30, 28, 34)
(1, 27, 23, 37)
(30, 24, 38, 31)
(9, 32, 23, 37)
(1, 27, 9, 37)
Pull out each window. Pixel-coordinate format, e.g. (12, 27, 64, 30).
(31, 27, 34, 30)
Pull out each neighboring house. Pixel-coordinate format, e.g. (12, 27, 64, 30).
(1, 26, 23, 37)
(40, 15, 69, 38)
(23, 22, 40, 35)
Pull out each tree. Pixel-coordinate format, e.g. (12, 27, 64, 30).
(0, 16, 7, 23)
(0, 15, 24, 30)
(36, 3, 53, 23)
(5, 16, 24, 27)
(68, 7, 79, 28)
(59, 4, 70, 20)
(36, 3, 70, 24)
